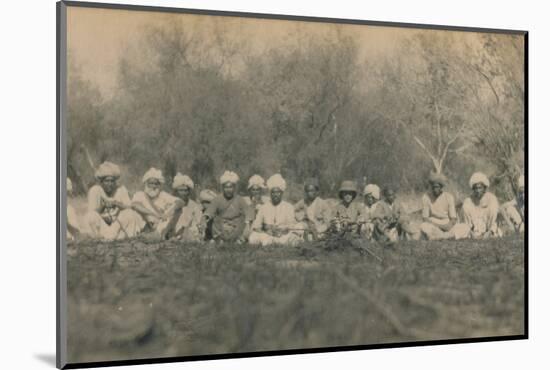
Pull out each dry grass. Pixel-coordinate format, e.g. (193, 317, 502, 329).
(66, 236, 524, 363)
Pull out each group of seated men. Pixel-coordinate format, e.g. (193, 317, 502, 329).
(66, 161, 525, 246)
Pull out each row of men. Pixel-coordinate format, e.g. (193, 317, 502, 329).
(66, 162, 525, 245)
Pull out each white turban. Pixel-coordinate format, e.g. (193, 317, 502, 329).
(363, 184, 381, 200)
(267, 174, 287, 191)
(518, 175, 525, 189)
(67, 178, 73, 193)
(199, 189, 217, 202)
(95, 161, 121, 179)
(469, 172, 490, 188)
(172, 173, 194, 189)
(142, 168, 165, 184)
(248, 175, 266, 189)
(220, 171, 239, 185)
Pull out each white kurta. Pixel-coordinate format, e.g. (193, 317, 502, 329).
(84, 185, 143, 240)
(419, 192, 469, 240)
(294, 197, 332, 234)
(173, 199, 203, 241)
(132, 191, 180, 235)
(249, 201, 302, 246)
(462, 192, 500, 238)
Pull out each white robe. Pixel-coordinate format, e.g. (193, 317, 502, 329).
(131, 190, 180, 235)
(462, 192, 501, 238)
(83, 185, 143, 240)
(249, 200, 303, 246)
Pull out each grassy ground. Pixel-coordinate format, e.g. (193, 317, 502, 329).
(66, 235, 525, 364)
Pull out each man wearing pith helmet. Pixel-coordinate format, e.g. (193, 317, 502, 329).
(331, 180, 363, 234)
(462, 172, 501, 238)
(201, 171, 253, 243)
(131, 167, 185, 240)
(83, 161, 143, 240)
(171, 173, 203, 241)
(419, 172, 469, 240)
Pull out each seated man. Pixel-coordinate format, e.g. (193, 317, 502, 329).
(66, 178, 81, 241)
(131, 168, 184, 240)
(373, 186, 420, 242)
(359, 184, 383, 240)
(244, 174, 270, 217)
(249, 174, 302, 246)
(462, 172, 501, 239)
(501, 175, 525, 233)
(201, 171, 253, 243)
(331, 180, 363, 235)
(84, 161, 142, 240)
(170, 173, 203, 241)
(419, 172, 470, 240)
(294, 178, 332, 240)
(199, 189, 217, 241)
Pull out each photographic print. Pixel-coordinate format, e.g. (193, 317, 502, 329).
(57, 1, 527, 368)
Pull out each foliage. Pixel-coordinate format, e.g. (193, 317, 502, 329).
(67, 24, 524, 198)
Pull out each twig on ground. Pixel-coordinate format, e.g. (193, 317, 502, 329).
(331, 267, 438, 340)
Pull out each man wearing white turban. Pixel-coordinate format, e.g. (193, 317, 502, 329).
(419, 172, 470, 240)
(294, 178, 332, 240)
(244, 174, 270, 217)
(83, 161, 143, 240)
(249, 174, 303, 246)
(462, 172, 501, 238)
(201, 171, 253, 243)
(66, 178, 81, 241)
(131, 168, 185, 240)
(170, 173, 202, 241)
(502, 174, 525, 233)
(359, 184, 383, 240)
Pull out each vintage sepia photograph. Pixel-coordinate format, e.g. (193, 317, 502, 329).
(58, 1, 526, 367)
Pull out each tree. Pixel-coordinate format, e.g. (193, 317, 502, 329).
(66, 54, 104, 194)
(376, 33, 474, 175)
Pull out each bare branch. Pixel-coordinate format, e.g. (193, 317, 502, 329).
(413, 135, 439, 171)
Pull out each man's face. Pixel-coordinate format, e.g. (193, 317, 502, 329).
(175, 186, 190, 201)
(201, 200, 211, 212)
(340, 191, 355, 205)
(430, 182, 443, 197)
(304, 185, 318, 202)
(472, 183, 486, 199)
(222, 182, 236, 199)
(365, 194, 376, 206)
(100, 176, 117, 195)
(271, 188, 283, 205)
(145, 179, 161, 198)
(249, 185, 262, 200)
(385, 189, 396, 204)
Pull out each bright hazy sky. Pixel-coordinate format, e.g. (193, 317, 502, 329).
(67, 6, 518, 98)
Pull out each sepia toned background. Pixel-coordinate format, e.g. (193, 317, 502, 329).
(67, 6, 524, 203)
(65, 4, 525, 365)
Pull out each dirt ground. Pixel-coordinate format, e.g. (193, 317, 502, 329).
(66, 235, 525, 364)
